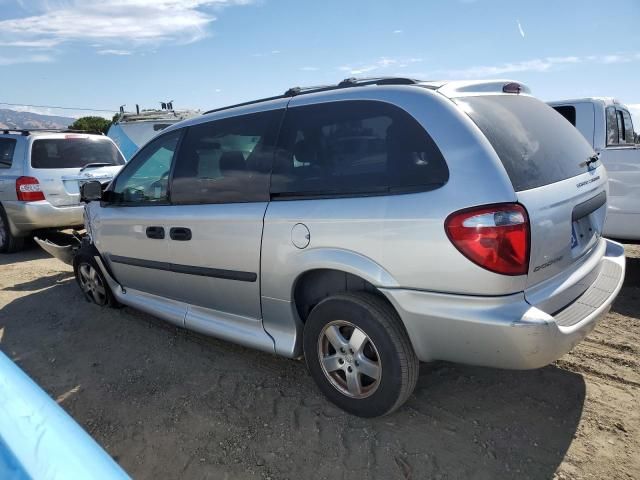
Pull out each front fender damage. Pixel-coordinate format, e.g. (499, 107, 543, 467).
(34, 230, 84, 266)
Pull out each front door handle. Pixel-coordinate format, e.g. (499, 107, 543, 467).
(170, 227, 192, 241)
(145, 226, 165, 239)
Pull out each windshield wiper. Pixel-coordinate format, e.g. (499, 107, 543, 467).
(80, 162, 113, 172)
(580, 153, 600, 169)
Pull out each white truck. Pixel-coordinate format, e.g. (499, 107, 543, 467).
(548, 98, 640, 241)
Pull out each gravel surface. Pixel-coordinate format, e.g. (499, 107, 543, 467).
(0, 242, 638, 480)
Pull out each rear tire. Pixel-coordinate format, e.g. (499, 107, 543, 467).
(73, 246, 119, 308)
(303, 292, 419, 417)
(0, 205, 24, 253)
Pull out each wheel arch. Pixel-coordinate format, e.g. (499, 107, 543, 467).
(262, 248, 402, 358)
(293, 268, 393, 325)
(287, 248, 400, 323)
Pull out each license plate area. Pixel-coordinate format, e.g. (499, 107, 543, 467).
(571, 214, 598, 257)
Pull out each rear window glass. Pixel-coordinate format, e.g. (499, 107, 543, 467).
(455, 95, 595, 191)
(0, 138, 16, 168)
(31, 137, 125, 169)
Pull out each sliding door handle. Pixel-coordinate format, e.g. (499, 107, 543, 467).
(170, 227, 192, 241)
(145, 226, 165, 239)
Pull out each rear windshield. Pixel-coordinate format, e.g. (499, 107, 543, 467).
(31, 137, 125, 169)
(454, 95, 595, 191)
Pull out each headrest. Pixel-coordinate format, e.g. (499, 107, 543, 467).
(293, 139, 320, 165)
(219, 151, 246, 174)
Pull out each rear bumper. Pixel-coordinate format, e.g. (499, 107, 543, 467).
(2, 200, 84, 236)
(382, 239, 625, 369)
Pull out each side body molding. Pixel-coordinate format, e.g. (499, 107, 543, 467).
(94, 255, 188, 329)
(260, 247, 400, 358)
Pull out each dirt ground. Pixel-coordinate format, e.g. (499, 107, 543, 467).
(0, 242, 638, 480)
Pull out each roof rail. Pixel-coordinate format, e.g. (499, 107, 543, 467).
(203, 77, 421, 115)
(1, 128, 104, 136)
(337, 77, 420, 87)
(1, 129, 31, 136)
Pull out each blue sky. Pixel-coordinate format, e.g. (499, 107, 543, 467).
(1, 0, 639, 124)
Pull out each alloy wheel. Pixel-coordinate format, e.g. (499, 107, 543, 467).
(77, 262, 107, 306)
(317, 320, 382, 399)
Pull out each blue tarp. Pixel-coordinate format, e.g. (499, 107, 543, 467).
(107, 123, 139, 161)
(0, 351, 131, 480)
(0, 436, 30, 480)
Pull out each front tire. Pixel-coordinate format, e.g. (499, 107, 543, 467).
(73, 247, 118, 307)
(0, 205, 24, 253)
(303, 292, 419, 417)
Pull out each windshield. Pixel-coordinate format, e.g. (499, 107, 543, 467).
(454, 95, 596, 191)
(31, 137, 125, 169)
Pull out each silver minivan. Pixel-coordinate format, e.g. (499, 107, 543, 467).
(0, 130, 125, 252)
(75, 78, 625, 417)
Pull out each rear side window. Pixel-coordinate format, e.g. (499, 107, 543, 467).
(455, 95, 595, 191)
(171, 109, 283, 204)
(0, 138, 16, 168)
(606, 107, 620, 146)
(271, 100, 448, 197)
(606, 107, 636, 146)
(616, 111, 626, 143)
(31, 137, 125, 169)
(621, 110, 635, 145)
(552, 106, 576, 126)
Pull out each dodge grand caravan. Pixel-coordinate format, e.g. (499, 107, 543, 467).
(73, 78, 625, 417)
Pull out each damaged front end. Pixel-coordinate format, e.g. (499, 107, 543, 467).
(34, 230, 85, 266)
(35, 181, 101, 265)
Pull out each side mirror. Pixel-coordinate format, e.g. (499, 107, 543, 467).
(80, 181, 103, 203)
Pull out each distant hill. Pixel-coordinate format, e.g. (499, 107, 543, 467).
(0, 108, 75, 130)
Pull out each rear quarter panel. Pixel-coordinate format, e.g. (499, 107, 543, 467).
(261, 87, 524, 302)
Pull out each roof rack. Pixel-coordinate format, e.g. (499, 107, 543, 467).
(1, 128, 104, 136)
(203, 77, 421, 115)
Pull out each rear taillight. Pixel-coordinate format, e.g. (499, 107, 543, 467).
(445, 203, 530, 276)
(16, 176, 45, 201)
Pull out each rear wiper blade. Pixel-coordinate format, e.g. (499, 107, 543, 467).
(580, 153, 600, 168)
(80, 162, 113, 171)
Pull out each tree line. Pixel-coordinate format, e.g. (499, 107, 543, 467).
(68, 114, 119, 134)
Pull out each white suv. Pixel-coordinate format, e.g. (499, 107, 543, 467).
(0, 129, 125, 252)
